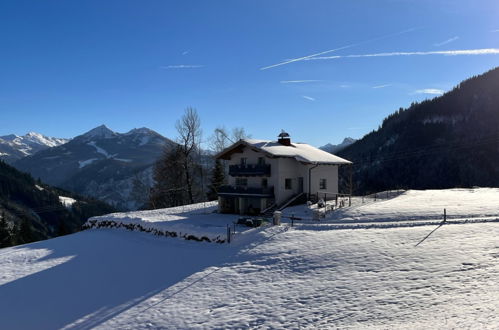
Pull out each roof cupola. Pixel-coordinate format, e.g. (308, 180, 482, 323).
(277, 130, 291, 146)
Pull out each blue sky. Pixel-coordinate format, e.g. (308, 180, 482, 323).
(1, 0, 499, 147)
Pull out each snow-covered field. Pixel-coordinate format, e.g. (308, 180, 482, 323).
(1, 188, 499, 329)
(285, 188, 499, 227)
(85, 201, 260, 243)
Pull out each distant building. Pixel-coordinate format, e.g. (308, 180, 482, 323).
(215, 131, 352, 214)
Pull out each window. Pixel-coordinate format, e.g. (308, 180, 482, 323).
(319, 178, 327, 190)
(258, 157, 266, 165)
(235, 178, 247, 186)
(261, 178, 268, 188)
(240, 157, 247, 166)
(285, 178, 292, 190)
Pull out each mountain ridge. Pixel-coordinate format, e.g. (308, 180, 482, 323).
(0, 132, 69, 163)
(320, 137, 356, 154)
(13, 125, 175, 210)
(338, 67, 499, 194)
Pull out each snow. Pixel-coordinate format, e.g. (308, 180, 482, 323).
(2, 188, 499, 329)
(23, 132, 69, 148)
(35, 184, 44, 191)
(87, 141, 111, 158)
(87, 141, 129, 162)
(284, 188, 499, 226)
(113, 158, 133, 162)
(139, 135, 151, 146)
(59, 196, 77, 207)
(86, 201, 256, 242)
(78, 158, 98, 168)
(0, 132, 68, 159)
(219, 139, 351, 165)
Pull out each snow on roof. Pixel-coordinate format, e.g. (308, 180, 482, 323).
(218, 139, 352, 165)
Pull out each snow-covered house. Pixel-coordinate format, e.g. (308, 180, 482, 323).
(216, 131, 352, 214)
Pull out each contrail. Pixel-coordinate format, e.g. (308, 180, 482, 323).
(434, 36, 459, 47)
(259, 27, 421, 70)
(306, 48, 499, 60)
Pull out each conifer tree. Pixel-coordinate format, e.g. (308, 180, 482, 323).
(17, 218, 34, 244)
(0, 212, 12, 248)
(207, 159, 225, 201)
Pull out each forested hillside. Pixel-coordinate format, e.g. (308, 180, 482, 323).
(0, 160, 115, 247)
(338, 67, 499, 194)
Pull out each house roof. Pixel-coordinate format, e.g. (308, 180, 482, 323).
(216, 139, 352, 165)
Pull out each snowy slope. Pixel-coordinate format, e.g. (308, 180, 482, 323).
(284, 188, 499, 226)
(0, 132, 69, 163)
(1, 188, 499, 329)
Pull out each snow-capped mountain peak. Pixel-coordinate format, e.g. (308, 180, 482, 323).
(0, 132, 69, 163)
(23, 132, 69, 147)
(320, 137, 356, 154)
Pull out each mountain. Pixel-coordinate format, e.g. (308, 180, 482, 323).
(338, 67, 499, 194)
(0, 132, 69, 163)
(320, 137, 356, 154)
(0, 160, 115, 247)
(14, 125, 174, 210)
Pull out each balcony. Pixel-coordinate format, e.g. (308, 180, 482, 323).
(218, 185, 274, 197)
(229, 164, 271, 177)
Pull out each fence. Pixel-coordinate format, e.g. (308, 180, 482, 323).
(313, 191, 352, 207)
(360, 190, 405, 204)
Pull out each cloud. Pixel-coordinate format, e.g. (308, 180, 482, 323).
(182, 50, 190, 55)
(280, 80, 322, 84)
(413, 88, 445, 95)
(260, 27, 421, 70)
(302, 95, 315, 101)
(339, 84, 350, 88)
(306, 48, 499, 61)
(160, 65, 204, 69)
(491, 29, 499, 33)
(372, 84, 391, 89)
(434, 36, 459, 47)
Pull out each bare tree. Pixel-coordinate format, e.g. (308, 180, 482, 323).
(175, 107, 202, 204)
(210, 126, 230, 153)
(209, 126, 250, 153)
(231, 127, 250, 141)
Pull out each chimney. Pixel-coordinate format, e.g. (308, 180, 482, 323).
(277, 130, 291, 146)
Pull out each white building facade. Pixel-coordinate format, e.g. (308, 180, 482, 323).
(216, 132, 352, 215)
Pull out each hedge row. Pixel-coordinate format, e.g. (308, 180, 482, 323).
(82, 220, 226, 243)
